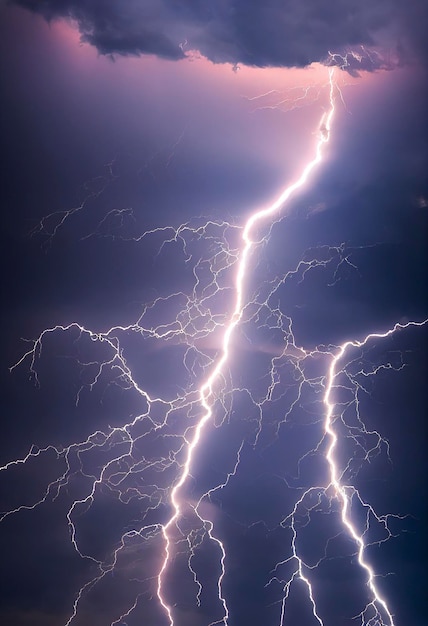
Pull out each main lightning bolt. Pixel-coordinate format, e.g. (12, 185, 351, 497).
(156, 67, 338, 624)
(4, 65, 426, 626)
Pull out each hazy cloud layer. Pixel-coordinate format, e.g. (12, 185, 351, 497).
(15, 0, 427, 68)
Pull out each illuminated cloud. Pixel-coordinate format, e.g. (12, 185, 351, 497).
(14, 0, 428, 69)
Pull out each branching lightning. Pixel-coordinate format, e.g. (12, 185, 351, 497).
(3, 65, 426, 626)
(157, 67, 337, 625)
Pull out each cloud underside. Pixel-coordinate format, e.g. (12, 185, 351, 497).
(15, 0, 427, 69)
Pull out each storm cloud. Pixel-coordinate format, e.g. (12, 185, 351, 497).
(14, 0, 428, 68)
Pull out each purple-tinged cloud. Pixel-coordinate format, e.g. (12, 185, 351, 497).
(14, 0, 428, 69)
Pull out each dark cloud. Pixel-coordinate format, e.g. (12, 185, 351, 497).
(14, 0, 428, 68)
(15, 0, 187, 59)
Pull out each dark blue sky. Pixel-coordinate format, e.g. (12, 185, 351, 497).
(1, 3, 427, 626)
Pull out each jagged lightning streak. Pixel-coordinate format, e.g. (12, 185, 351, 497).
(324, 328, 400, 626)
(281, 322, 423, 626)
(157, 68, 338, 625)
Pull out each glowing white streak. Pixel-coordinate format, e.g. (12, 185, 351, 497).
(323, 320, 427, 626)
(157, 67, 337, 625)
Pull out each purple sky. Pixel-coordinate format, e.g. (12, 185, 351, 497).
(1, 3, 427, 626)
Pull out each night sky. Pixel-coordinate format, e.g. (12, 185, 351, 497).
(1, 2, 427, 626)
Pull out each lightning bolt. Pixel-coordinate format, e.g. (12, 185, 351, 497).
(321, 323, 421, 626)
(156, 67, 338, 625)
(4, 65, 426, 626)
(269, 319, 427, 626)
